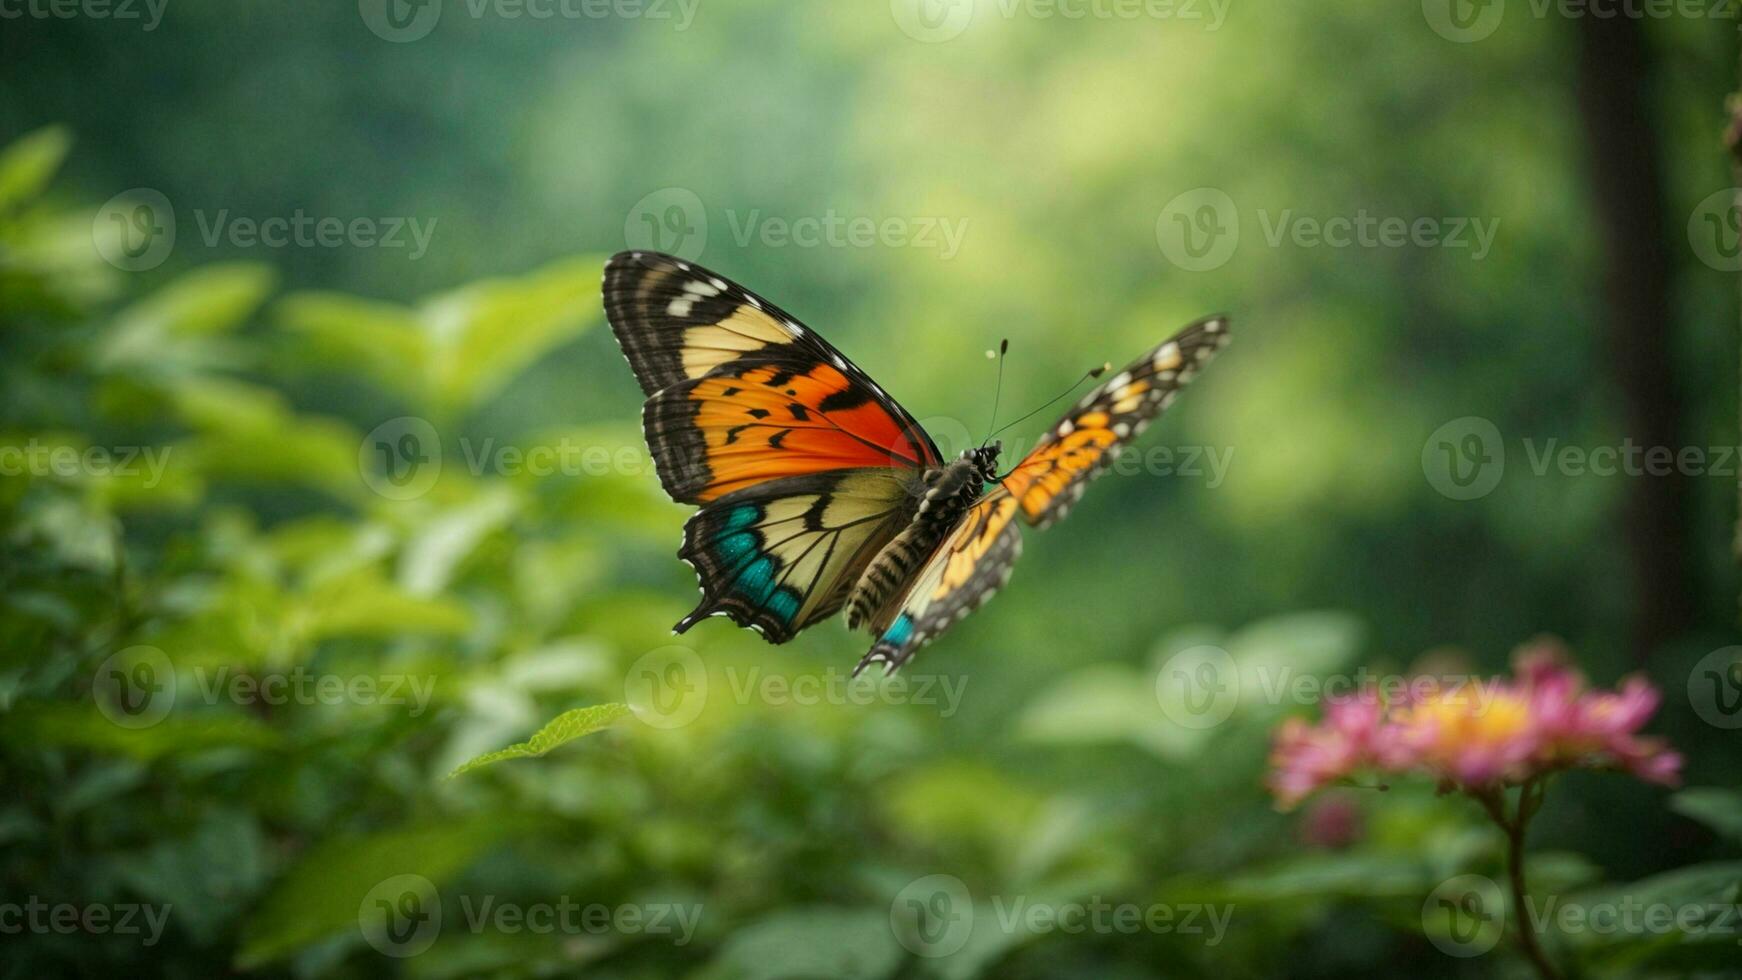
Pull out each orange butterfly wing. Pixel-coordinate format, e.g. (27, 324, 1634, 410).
(606, 250, 941, 504)
(1002, 315, 1230, 527)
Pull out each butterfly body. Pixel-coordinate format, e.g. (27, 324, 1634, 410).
(602, 251, 1229, 674)
(844, 444, 1001, 634)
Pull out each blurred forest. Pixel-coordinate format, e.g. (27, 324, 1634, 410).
(2, 1, 1741, 977)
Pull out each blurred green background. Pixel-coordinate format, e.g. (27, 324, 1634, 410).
(3, 1, 1741, 977)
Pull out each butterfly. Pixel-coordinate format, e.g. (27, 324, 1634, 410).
(603, 250, 1230, 675)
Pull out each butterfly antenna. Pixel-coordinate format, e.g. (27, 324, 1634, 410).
(988, 361, 1110, 446)
(980, 339, 1010, 448)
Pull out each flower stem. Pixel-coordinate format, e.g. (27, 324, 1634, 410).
(1478, 780, 1563, 980)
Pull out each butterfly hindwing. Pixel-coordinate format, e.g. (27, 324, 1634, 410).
(605, 250, 941, 505)
(853, 316, 1231, 673)
(678, 469, 916, 642)
(854, 491, 1023, 674)
(1002, 315, 1230, 528)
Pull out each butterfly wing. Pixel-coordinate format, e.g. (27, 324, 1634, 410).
(603, 251, 940, 642)
(677, 469, 919, 642)
(1001, 315, 1230, 528)
(605, 250, 941, 504)
(854, 490, 1023, 675)
(855, 315, 1232, 674)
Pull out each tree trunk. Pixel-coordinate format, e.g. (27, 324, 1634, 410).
(1571, 14, 1695, 661)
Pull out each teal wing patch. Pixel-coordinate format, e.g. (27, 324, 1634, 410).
(855, 491, 1023, 674)
(676, 469, 915, 643)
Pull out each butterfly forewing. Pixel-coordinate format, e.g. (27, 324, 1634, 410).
(603, 251, 939, 641)
(1002, 315, 1230, 527)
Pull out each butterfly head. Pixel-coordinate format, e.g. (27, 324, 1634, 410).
(966, 443, 1001, 486)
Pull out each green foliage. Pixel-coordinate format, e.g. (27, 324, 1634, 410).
(447, 702, 630, 778)
(2, 6, 1738, 975)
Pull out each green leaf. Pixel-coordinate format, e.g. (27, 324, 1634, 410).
(0, 125, 72, 213)
(446, 702, 630, 778)
(1670, 788, 1742, 844)
(2, 703, 280, 761)
(694, 906, 902, 980)
(275, 254, 605, 415)
(1016, 663, 1210, 759)
(234, 819, 505, 968)
(97, 263, 277, 372)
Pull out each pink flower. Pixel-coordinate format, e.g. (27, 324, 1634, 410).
(1265, 638, 1681, 810)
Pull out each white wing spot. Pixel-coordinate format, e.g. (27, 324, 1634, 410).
(667, 297, 696, 318)
(683, 279, 721, 297)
